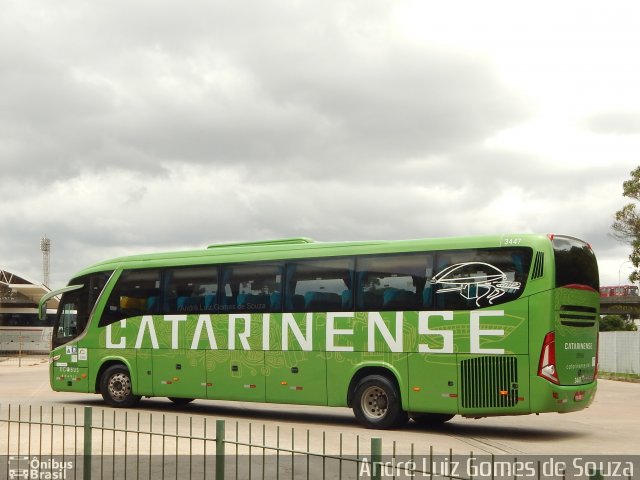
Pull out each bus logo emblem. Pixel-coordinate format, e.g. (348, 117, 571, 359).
(432, 262, 521, 307)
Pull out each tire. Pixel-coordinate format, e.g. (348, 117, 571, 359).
(100, 364, 141, 407)
(411, 413, 455, 427)
(352, 374, 408, 429)
(168, 397, 195, 405)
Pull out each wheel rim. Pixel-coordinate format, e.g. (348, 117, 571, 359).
(108, 372, 132, 402)
(360, 385, 389, 419)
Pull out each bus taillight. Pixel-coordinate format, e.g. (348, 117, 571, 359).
(538, 332, 559, 384)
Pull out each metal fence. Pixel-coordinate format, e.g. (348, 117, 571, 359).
(0, 404, 479, 480)
(0, 404, 620, 480)
(599, 331, 640, 375)
(0, 328, 51, 354)
(0, 328, 51, 366)
(0, 353, 47, 367)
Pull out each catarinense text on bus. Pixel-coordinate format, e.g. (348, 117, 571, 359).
(105, 310, 507, 354)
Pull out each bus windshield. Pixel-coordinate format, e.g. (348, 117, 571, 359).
(552, 236, 599, 291)
(52, 271, 112, 348)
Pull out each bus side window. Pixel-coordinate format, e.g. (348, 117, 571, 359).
(431, 248, 532, 310)
(99, 269, 162, 326)
(285, 257, 355, 313)
(355, 253, 429, 311)
(164, 265, 219, 314)
(219, 263, 284, 313)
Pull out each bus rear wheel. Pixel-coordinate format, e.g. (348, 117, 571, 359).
(100, 365, 141, 407)
(352, 375, 408, 429)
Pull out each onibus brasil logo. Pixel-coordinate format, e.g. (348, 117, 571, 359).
(8, 456, 74, 480)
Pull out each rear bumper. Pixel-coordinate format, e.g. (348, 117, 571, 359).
(530, 377, 597, 413)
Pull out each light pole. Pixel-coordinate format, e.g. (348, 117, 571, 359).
(40, 235, 51, 287)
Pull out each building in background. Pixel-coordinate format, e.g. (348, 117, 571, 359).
(0, 269, 58, 354)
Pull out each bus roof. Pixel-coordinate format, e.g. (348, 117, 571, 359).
(70, 233, 556, 280)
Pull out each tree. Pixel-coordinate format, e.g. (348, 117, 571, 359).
(613, 166, 640, 282)
(600, 315, 638, 331)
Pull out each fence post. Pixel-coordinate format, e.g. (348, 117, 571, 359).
(589, 468, 603, 480)
(371, 437, 382, 480)
(83, 407, 92, 480)
(216, 419, 225, 480)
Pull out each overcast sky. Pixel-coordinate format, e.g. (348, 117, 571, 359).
(1, 0, 639, 289)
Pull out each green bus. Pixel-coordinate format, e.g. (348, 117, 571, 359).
(39, 234, 600, 429)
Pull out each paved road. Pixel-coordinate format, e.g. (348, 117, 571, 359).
(1, 358, 639, 456)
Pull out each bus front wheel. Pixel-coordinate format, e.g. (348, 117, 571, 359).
(100, 364, 141, 407)
(352, 375, 408, 429)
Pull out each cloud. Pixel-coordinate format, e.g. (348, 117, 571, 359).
(0, 0, 528, 185)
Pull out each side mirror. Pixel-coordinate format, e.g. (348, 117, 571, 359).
(38, 285, 84, 320)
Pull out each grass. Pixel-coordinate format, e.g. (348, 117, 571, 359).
(598, 371, 640, 382)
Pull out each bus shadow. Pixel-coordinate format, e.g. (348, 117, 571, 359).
(416, 421, 585, 442)
(59, 398, 585, 442)
(61, 397, 356, 426)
